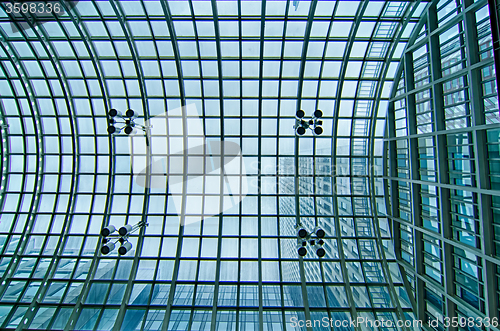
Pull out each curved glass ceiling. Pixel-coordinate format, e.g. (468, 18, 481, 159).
(0, 1, 430, 330)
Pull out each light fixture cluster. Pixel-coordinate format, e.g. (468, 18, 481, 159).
(107, 108, 146, 135)
(296, 226, 326, 257)
(294, 109, 323, 136)
(100, 221, 148, 255)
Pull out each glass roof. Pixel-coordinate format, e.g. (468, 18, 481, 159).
(0, 1, 430, 329)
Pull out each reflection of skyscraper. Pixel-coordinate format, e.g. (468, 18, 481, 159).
(278, 150, 381, 322)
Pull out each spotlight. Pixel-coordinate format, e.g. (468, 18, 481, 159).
(314, 109, 323, 118)
(125, 109, 138, 119)
(297, 228, 308, 238)
(298, 246, 307, 256)
(293, 110, 325, 136)
(108, 109, 122, 117)
(124, 126, 135, 135)
(101, 225, 116, 237)
(314, 126, 323, 135)
(98, 221, 148, 256)
(314, 227, 325, 238)
(118, 241, 132, 255)
(119, 224, 133, 236)
(101, 242, 116, 255)
(315, 245, 326, 257)
(106, 108, 148, 137)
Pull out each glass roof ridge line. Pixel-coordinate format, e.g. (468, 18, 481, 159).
(158, 1, 188, 330)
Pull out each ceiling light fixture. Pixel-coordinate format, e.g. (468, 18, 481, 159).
(294, 109, 323, 136)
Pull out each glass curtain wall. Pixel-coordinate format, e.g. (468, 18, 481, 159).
(386, 0, 500, 329)
(0, 0, 437, 330)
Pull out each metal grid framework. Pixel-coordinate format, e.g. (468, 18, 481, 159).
(0, 0, 436, 330)
(386, 0, 500, 330)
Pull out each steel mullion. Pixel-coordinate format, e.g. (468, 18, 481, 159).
(329, 0, 366, 328)
(381, 172, 500, 196)
(464, 0, 500, 320)
(293, 1, 319, 330)
(487, 0, 500, 107)
(182, 0, 209, 329)
(426, 2, 460, 325)
(388, 58, 495, 103)
(395, 258, 500, 331)
(11, 12, 93, 330)
(365, 2, 428, 327)
(0, 42, 30, 267)
(206, 1, 227, 329)
(388, 214, 500, 267)
(90, 1, 152, 329)
(133, 0, 173, 326)
(384, 122, 500, 141)
(56, 1, 122, 328)
(255, 0, 264, 328)
(159, 0, 188, 329)
(311, 5, 337, 323)
(0, 16, 68, 329)
(406, 30, 428, 326)
(404, 0, 487, 55)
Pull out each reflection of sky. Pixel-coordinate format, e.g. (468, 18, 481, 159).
(0, 0, 426, 328)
